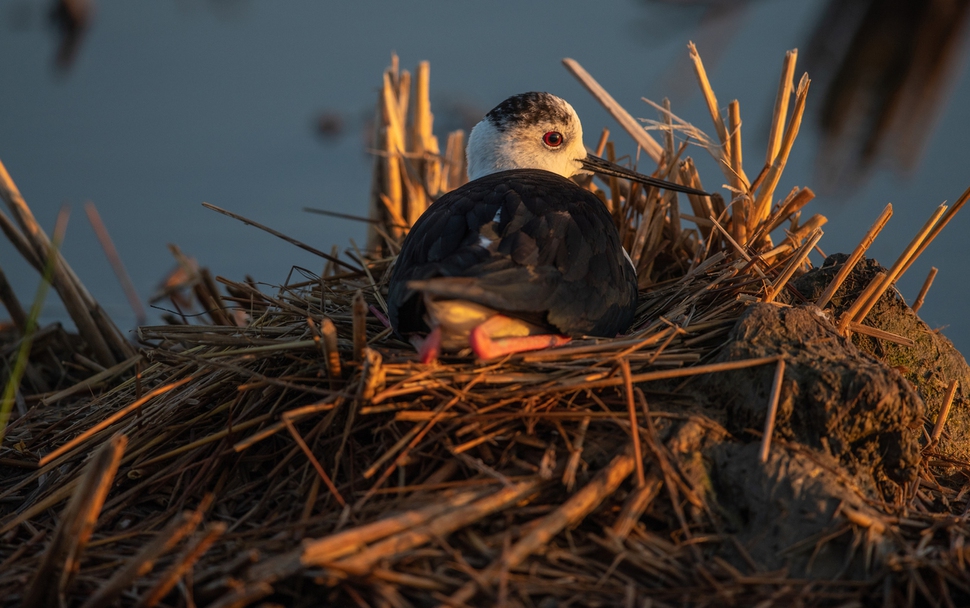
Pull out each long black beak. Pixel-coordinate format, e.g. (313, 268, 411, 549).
(580, 154, 709, 196)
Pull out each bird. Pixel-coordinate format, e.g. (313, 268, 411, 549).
(387, 92, 707, 362)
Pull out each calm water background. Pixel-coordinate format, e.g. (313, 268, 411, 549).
(2, 1, 969, 350)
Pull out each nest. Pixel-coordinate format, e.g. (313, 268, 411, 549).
(2, 48, 970, 607)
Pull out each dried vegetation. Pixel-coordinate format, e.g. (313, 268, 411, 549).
(2, 47, 970, 607)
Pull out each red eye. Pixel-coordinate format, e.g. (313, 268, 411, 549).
(542, 131, 564, 147)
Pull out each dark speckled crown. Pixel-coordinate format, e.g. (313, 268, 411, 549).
(484, 92, 573, 133)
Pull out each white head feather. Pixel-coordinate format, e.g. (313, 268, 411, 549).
(466, 92, 588, 181)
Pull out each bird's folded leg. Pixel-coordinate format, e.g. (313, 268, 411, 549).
(410, 326, 442, 364)
(469, 315, 570, 360)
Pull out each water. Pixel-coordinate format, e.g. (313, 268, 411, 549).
(2, 0, 969, 351)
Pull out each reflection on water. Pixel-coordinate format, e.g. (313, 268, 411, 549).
(1, 1, 969, 351)
(806, 0, 970, 191)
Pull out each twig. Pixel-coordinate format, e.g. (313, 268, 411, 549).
(201, 202, 359, 272)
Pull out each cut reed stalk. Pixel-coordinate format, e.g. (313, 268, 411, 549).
(758, 359, 786, 463)
(852, 204, 947, 325)
(562, 58, 664, 163)
(930, 380, 958, 443)
(766, 50, 798, 168)
(0, 162, 119, 366)
(763, 228, 823, 303)
(753, 74, 810, 218)
(0, 264, 27, 334)
(23, 434, 126, 608)
(688, 42, 730, 167)
(838, 272, 887, 334)
(899, 185, 970, 278)
(84, 201, 146, 325)
(816, 203, 893, 309)
(911, 267, 938, 314)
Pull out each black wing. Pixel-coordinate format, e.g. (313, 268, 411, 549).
(387, 169, 637, 338)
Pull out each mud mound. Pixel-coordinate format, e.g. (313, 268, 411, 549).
(793, 254, 970, 464)
(699, 303, 922, 496)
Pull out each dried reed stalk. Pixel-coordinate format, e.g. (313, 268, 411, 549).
(930, 380, 958, 443)
(852, 204, 947, 324)
(766, 50, 798, 168)
(5, 48, 970, 608)
(0, 263, 27, 333)
(816, 203, 893, 309)
(753, 74, 810, 220)
(758, 359, 786, 463)
(688, 42, 730, 167)
(899, 185, 970, 277)
(84, 201, 146, 325)
(911, 267, 938, 314)
(562, 58, 664, 163)
(23, 434, 126, 608)
(0, 160, 121, 366)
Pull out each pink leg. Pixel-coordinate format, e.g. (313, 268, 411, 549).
(469, 320, 570, 360)
(412, 326, 441, 364)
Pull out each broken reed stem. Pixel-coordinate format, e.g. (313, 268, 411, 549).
(284, 417, 346, 507)
(562, 58, 664, 163)
(930, 380, 959, 443)
(853, 204, 947, 325)
(330, 480, 543, 575)
(137, 523, 226, 608)
(846, 322, 915, 347)
(23, 434, 127, 608)
(352, 290, 367, 362)
(763, 187, 815, 236)
(838, 272, 887, 334)
(382, 69, 406, 232)
(81, 498, 212, 608)
(620, 359, 646, 488)
(759, 359, 786, 463)
(0, 160, 119, 367)
(38, 377, 192, 466)
(301, 488, 487, 564)
(527, 355, 781, 395)
(727, 99, 748, 193)
(911, 267, 938, 314)
(766, 50, 798, 167)
(321, 317, 342, 378)
(0, 263, 27, 334)
(816, 203, 893, 309)
(201, 203, 357, 272)
(753, 73, 810, 218)
(688, 42, 730, 166)
(900, 185, 970, 277)
(764, 228, 823, 303)
(84, 201, 146, 325)
(448, 447, 635, 605)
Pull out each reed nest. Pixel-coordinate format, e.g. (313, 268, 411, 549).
(3, 48, 970, 607)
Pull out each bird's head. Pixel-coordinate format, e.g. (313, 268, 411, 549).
(465, 91, 708, 196)
(467, 92, 587, 181)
